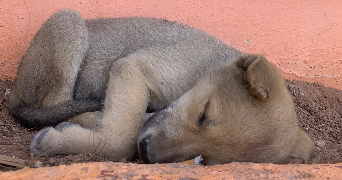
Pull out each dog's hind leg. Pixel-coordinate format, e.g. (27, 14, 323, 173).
(10, 10, 88, 109)
(38, 10, 89, 107)
(9, 10, 92, 127)
(67, 111, 103, 129)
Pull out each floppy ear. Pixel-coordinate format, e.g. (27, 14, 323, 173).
(235, 54, 284, 100)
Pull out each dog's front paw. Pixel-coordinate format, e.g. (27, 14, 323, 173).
(29, 127, 61, 156)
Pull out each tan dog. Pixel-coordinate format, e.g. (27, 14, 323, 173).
(8, 9, 316, 164)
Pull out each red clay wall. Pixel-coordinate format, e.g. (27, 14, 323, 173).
(1, 0, 342, 89)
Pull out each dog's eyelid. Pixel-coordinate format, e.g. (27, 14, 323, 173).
(197, 101, 210, 126)
(197, 111, 206, 126)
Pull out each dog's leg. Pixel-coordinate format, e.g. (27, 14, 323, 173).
(15, 10, 88, 108)
(30, 57, 150, 161)
(287, 128, 319, 164)
(39, 10, 89, 107)
(13, 10, 88, 108)
(67, 111, 103, 129)
(8, 10, 91, 128)
(68, 111, 153, 130)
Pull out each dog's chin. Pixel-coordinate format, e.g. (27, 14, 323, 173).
(140, 150, 199, 164)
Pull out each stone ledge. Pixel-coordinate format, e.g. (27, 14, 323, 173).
(1, 162, 341, 179)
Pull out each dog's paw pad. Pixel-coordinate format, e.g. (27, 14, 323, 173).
(30, 127, 53, 156)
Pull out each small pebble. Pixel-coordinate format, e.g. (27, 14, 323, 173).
(33, 161, 43, 168)
(194, 155, 203, 165)
(314, 140, 326, 148)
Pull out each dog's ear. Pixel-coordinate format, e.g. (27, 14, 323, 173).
(235, 54, 284, 100)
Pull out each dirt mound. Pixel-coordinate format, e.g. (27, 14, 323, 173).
(1, 79, 341, 171)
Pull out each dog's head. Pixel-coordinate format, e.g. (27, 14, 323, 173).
(138, 55, 315, 165)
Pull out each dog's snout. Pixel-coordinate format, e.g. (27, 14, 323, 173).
(139, 137, 151, 164)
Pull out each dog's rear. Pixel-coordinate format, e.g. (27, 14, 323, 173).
(8, 10, 100, 128)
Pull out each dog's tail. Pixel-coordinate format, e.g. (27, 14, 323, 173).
(8, 99, 103, 128)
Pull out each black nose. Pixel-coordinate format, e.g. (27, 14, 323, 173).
(139, 137, 151, 164)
